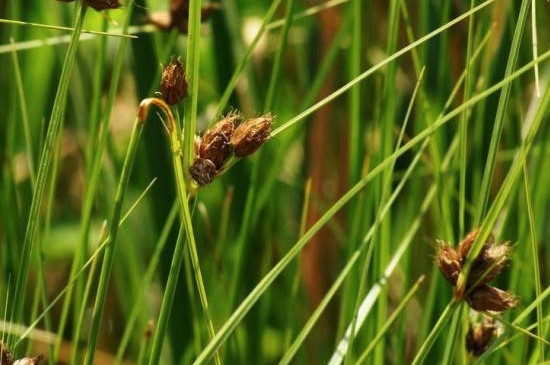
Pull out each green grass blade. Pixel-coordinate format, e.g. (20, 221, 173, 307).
(356, 276, 425, 364)
(10, 2, 87, 333)
(83, 115, 145, 365)
(522, 163, 545, 362)
(475, 0, 531, 222)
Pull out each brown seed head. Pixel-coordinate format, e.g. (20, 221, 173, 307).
(231, 113, 272, 158)
(160, 58, 187, 105)
(468, 242, 511, 288)
(457, 229, 496, 262)
(84, 0, 121, 11)
(199, 115, 237, 168)
(457, 229, 479, 260)
(436, 244, 461, 286)
(465, 285, 518, 312)
(466, 319, 497, 356)
(189, 158, 217, 186)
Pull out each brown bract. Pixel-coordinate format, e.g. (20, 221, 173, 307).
(468, 242, 511, 288)
(465, 285, 518, 312)
(435, 229, 517, 312)
(189, 158, 217, 186)
(436, 244, 461, 285)
(231, 113, 272, 158)
(160, 58, 187, 105)
(199, 116, 237, 168)
(466, 319, 497, 356)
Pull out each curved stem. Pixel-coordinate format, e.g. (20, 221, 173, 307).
(143, 98, 220, 365)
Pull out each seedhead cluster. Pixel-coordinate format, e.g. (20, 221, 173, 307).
(155, 56, 273, 186)
(159, 57, 188, 106)
(466, 317, 500, 357)
(436, 229, 518, 312)
(190, 113, 273, 186)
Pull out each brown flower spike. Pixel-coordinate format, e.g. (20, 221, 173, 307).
(189, 113, 240, 185)
(189, 158, 217, 186)
(160, 58, 188, 105)
(198, 114, 238, 169)
(466, 318, 498, 356)
(231, 113, 273, 158)
(466, 285, 518, 312)
(189, 112, 272, 186)
(436, 229, 517, 312)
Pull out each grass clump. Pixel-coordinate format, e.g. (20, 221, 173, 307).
(1, 0, 549, 364)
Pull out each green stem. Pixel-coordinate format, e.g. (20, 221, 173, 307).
(70, 224, 105, 365)
(9, 38, 34, 185)
(214, 0, 284, 118)
(182, 0, 203, 186)
(113, 202, 179, 365)
(523, 163, 545, 362)
(55, 4, 134, 360)
(83, 110, 146, 365)
(146, 98, 220, 365)
(410, 301, 460, 365)
(356, 276, 424, 364)
(147, 226, 186, 365)
(475, 0, 530, 223)
(456, 70, 550, 298)
(459, 0, 476, 238)
(264, 0, 296, 111)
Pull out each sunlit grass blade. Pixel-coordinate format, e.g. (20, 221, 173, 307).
(291, 136, 432, 365)
(475, 0, 531, 222)
(193, 38, 550, 363)
(9, 38, 34, 186)
(182, 0, 204, 181)
(0, 18, 137, 38)
(273, 0, 494, 137)
(522, 163, 544, 362)
(411, 300, 461, 365)
(214, 0, 284, 118)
